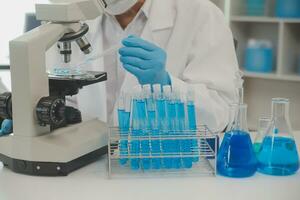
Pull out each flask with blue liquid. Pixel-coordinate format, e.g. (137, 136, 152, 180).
(217, 103, 258, 178)
(257, 98, 299, 176)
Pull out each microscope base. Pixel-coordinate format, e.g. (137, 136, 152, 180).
(0, 146, 107, 176)
(0, 119, 108, 176)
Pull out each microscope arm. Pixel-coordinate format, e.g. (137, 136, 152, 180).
(36, 0, 105, 22)
(9, 23, 73, 137)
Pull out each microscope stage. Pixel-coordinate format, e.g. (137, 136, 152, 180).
(49, 71, 107, 96)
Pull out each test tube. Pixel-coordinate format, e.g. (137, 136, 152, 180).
(185, 89, 197, 167)
(143, 84, 161, 169)
(162, 85, 174, 169)
(139, 85, 151, 170)
(130, 88, 142, 170)
(165, 86, 183, 169)
(175, 93, 192, 169)
(117, 93, 129, 166)
(153, 84, 169, 169)
(172, 89, 184, 169)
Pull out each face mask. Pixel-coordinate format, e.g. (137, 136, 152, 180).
(99, 0, 138, 15)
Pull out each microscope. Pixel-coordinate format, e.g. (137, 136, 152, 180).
(0, 0, 137, 176)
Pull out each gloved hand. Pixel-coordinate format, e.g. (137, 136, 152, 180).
(0, 119, 13, 136)
(119, 35, 170, 85)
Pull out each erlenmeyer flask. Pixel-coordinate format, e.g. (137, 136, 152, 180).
(257, 98, 299, 176)
(253, 117, 271, 154)
(217, 104, 257, 178)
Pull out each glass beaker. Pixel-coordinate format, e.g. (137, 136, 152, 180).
(217, 104, 257, 178)
(257, 98, 299, 176)
(253, 117, 271, 154)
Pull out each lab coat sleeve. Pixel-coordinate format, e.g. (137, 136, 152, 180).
(170, 4, 240, 132)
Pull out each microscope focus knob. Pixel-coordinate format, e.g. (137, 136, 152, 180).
(36, 97, 66, 127)
(65, 106, 82, 124)
(0, 92, 13, 119)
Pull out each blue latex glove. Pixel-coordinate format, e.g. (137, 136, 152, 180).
(0, 119, 13, 136)
(119, 35, 170, 85)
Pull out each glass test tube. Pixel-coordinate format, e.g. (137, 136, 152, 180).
(139, 85, 151, 170)
(117, 92, 130, 166)
(153, 84, 169, 169)
(130, 88, 142, 170)
(143, 84, 161, 169)
(187, 89, 199, 164)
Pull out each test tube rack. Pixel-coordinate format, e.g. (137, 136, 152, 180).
(108, 126, 218, 178)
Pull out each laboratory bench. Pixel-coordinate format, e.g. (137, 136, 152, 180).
(0, 131, 299, 200)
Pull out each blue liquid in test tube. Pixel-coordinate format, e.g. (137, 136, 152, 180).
(130, 97, 141, 170)
(118, 109, 128, 165)
(154, 84, 171, 169)
(175, 95, 186, 169)
(164, 86, 181, 169)
(144, 85, 161, 169)
(138, 97, 151, 170)
(117, 93, 130, 166)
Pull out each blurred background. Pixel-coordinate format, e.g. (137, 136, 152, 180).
(213, 0, 300, 130)
(0, 0, 299, 130)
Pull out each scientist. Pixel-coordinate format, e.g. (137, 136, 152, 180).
(47, 0, 240, 131)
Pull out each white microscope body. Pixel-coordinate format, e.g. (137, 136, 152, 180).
(0, 0, 136, 176)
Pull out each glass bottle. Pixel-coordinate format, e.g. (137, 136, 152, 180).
(217, 103, 257, 178)
(257, 98, 299, 176)
(253, 117, 271, 154)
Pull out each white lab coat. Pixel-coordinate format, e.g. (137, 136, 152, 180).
(46, 0, 239, 132)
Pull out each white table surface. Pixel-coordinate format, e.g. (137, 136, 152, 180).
(0, 132, 299, 200)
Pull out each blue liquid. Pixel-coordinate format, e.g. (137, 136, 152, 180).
(187, 103, 199, 163)
(217, 131, 257, 178)
(181, 139, 193, 169)
(257, 136, 299, 176)
(187, 104, 197, 130)
(175, 102, 191, 169)
(148, 110, 161, 169)
(130, 99, 141, 170)
(166, 100, 179, 168)
(147, 110, 156, 130)
(156, 99, 167, 130)
(137, 99, 151, 170)
(176, 102, 186, 131)
(118, 109, 130, 166)
(156, 99, 170, 169)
